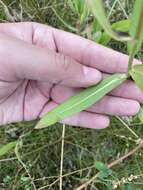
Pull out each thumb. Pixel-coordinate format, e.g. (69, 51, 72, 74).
(0, 33, 102, 87)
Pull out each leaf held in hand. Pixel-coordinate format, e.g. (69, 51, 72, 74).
(35, 74, 127, 129)
(86, 0, 131, 41)
(129, 64, 143, 91)
(0, 141, 17, 157)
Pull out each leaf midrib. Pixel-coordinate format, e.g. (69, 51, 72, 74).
(58, 76, 125, 115)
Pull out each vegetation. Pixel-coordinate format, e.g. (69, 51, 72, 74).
(0, 0, 143, 190)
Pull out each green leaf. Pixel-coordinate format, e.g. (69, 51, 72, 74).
(129, 64, 143, 91)
(95, 161, 108, 171)
(51, 7, 77, 32)
(0, 141, 17, 157)
(95, 161, 112, 180)
(79, 1, 89, 24)
(92, 31, 102, 43)
(97, 171, 109, 179)
(35, 74, 127, 129)
(86, 0, 131, 41)
(138, 105, 143, 122)
(100, 19, 130, 45)
(92, 18, 103, 42)
(128, 0, 143, 55)
(92, 18, 102, 33)
(112, 19, 130, 32)
(68, 0, 88, 24)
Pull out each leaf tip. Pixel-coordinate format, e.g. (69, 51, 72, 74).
(35, 122, 46, 129)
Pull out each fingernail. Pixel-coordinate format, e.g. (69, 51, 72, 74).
(83, 66, 102, 84)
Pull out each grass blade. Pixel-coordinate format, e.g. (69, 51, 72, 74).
(68, 0, 88, 24)
(86, 0, 131, 41)
(0, 141, 17, 157)
(129, 64, 143, 91)
(35, 74, 127, 129)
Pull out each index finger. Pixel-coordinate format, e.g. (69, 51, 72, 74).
(52, 27, 141, 73)
(0, 22, 141, 73)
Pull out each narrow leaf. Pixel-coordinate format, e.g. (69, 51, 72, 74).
(52, 7, 77, 32)
(0, 141, 17, 157)
(92, 31, 102, 43)
(86, 0, 131, 41)
(129, 64, 143, 91)
(100, 19, 130, 45)
(138, 105, 143, 122)
(35, 74, 127, 129)
(112, 19, 130, 32)
(128, 0, 143, 55)
(68, 0, 88, 24)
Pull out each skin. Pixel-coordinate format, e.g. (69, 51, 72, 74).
(0, 22, 142, 129)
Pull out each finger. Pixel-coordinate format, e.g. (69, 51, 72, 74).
(0, 33, 102, 87)
(87, 96, 140, 116)
(61, 112, 110, 129)
(110, 80, 143, 103)
(0, 22, 141, 74)
(0, 22, 33, 42)
(51, 85, 140, 116)
(0, 22, 56, 50)
(40, 101, 109, 129)
(51, 27, 141, 73)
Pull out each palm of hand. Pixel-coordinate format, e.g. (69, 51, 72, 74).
(0, 79, 53, 124)
(0, 23, 60, 124)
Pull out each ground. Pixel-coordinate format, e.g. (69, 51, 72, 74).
(0, 0, 143, 190)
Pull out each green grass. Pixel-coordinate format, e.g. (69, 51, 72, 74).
(0, 0, 143, 190)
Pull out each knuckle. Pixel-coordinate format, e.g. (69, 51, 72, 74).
(61, 54, 71, 71)
(57, 54, 72, 72)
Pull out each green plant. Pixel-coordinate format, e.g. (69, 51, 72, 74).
(68, 0, 89, 25)
(36, 0, 143, 129)
(0, 141, 17, 157)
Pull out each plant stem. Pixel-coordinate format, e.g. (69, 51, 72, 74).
(127, 40, 138, 74)
(127, 2, 143, 73)
(116, 116, 140, 139)
(60, 124, 66, 190)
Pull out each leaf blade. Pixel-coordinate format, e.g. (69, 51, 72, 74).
(86, 0, 131, 41)
(138, 105, 143, 122)
(95, 161, 108, 171)
(129, 64, 143, 91)
(35, 74, 127, 129)
(100, 19, 130, 45)
(0, 141, 17, 157)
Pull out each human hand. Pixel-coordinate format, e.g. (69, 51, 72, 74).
(0, 22, 142, 129)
